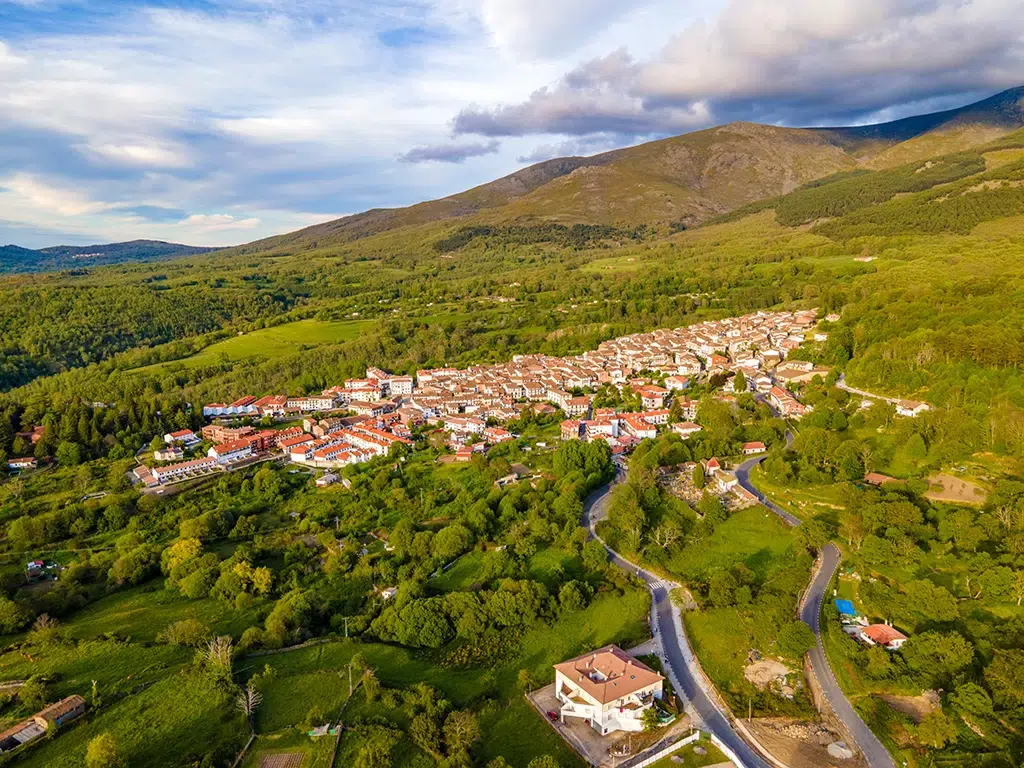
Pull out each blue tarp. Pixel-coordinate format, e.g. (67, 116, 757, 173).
(835, 599, 856, 616)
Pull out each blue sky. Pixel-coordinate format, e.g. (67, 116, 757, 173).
(1, 0, 1022, 248)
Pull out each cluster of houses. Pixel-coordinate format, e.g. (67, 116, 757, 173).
(835, 599, 908, 650)
(0, 695, 86, 753)
(132, 310, 831, 487)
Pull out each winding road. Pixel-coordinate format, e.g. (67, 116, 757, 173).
(588, 425, 896, 768)
(799, 544, 896, 768)
(584, 469, 772, 768)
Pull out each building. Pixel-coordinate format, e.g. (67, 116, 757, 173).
(153, 447, 184, 462)
(553, 645, 664, 735)
(0, 695, 87, 753)
(742, 441, 766, 455)
(164, 429, 200, 447)
(152, 456, 219, 484)
(6, 457, 37, 471)
(672, 422, 702, 439)
(316, 472, 339, 487)
(895, 400, 930, 418)
(208, 439, 254, 465)
(36, 695, 87, 728)
(858, 623, 908, 651)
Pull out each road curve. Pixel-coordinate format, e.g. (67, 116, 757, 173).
(735, 430, 801, 528)
(583, 470, 772, 768)
(799, 545, 896, 768)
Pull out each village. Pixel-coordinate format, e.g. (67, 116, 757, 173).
(124, 309, 854, 491)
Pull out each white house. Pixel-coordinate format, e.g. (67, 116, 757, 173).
(553, 645, 664, 735)
(164, 429, 200, 447)
(857, 623, 908, 651)
(895, 400, 930, 418)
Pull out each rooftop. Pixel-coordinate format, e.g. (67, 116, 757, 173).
(554, 644, 662, 705)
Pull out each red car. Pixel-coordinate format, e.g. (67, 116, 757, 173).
(546, 710, 559, 723)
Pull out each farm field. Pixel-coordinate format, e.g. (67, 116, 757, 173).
(130, 318, 376, 374)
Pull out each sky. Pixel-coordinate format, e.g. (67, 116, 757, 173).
(1, 0, 1023, 248)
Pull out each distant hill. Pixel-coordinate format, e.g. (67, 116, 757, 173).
(0, 240, 219, 274)
(231, 86, 1024, 256)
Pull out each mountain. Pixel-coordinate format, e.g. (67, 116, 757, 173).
(0, 239, 219, 274)
(233, 86, 1024, 256)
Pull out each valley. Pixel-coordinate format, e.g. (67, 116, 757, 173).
(0, 87, 1023, 768)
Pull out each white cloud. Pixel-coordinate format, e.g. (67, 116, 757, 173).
(456, 0, 1024, 137)
(1, 173, 113, 216)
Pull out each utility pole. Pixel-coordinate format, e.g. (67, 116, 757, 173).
(344, 616, 349, 639)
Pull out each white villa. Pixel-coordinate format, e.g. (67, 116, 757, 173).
(554, 645, 664, 735)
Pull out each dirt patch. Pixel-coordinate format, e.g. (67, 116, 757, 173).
(744, 659, 793, 689)
(746, 718, 867, 768)
(879, 690, 939, 724)
(924, 474, 988, 505)
(257, 753, 304, 768)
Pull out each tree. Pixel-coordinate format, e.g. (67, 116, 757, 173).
(19, 676, 47, 711)
(55, 441, 82, 466)
(86, 733, 123, 768)
(159, 619, 210, 647)
(692, 462, 706, 489)
(904, 433, 927, 460)
(527, 758, 561, 768)
(0, 596, 32, 634)
(236, 683, 263, 728)
(517, 669, 535, 692)
(776, 621, 816, 658)
(201, 636, 234, 685)
(733, 369, 747, 393)
(641, 707, 661, 731)
(985, 649, 1024, 706)
(902, 631, 975, 686)
(950, 682, 993, 719)
(915, 710, 957, 749)
(443, 710, 480, 754)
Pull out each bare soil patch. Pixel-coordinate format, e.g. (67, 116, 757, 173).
(744, 659, 792, 689)
(879, 690, 939, 724)
(257, 753, 304, 768)
(924, 474, 988, 505)
(747, 718, 867, 768)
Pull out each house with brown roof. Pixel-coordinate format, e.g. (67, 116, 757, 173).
(553, 645, 664, 735)
(858, 623, 908, 650)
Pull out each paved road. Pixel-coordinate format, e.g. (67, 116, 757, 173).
(836, 374, 900, 405)
(583, 470, 772, 768)
(799, 545, 896, 768)
(735, 430, 801, 528)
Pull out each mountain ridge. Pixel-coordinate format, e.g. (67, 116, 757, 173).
(229, 85, 1024, 256)
(0, 239, 220, 275)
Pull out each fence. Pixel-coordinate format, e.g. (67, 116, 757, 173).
(626, 729, 700, 768)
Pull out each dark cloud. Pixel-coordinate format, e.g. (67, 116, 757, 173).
(455, 0, 1024, 139)
(398, 140, 501, 164)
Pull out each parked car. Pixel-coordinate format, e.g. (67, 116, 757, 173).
(546, 710, 559, 723)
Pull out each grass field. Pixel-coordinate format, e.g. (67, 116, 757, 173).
(0, 638, 189, 701)
(17, 670, 243, 768)
(130, 318, 376, 374)
(667, 508, 812, 716)
(666, 507, 796, 583)
(63, 581, 267, 642)
(748, 466, 847, 525)
(648, 733, 728, 768)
